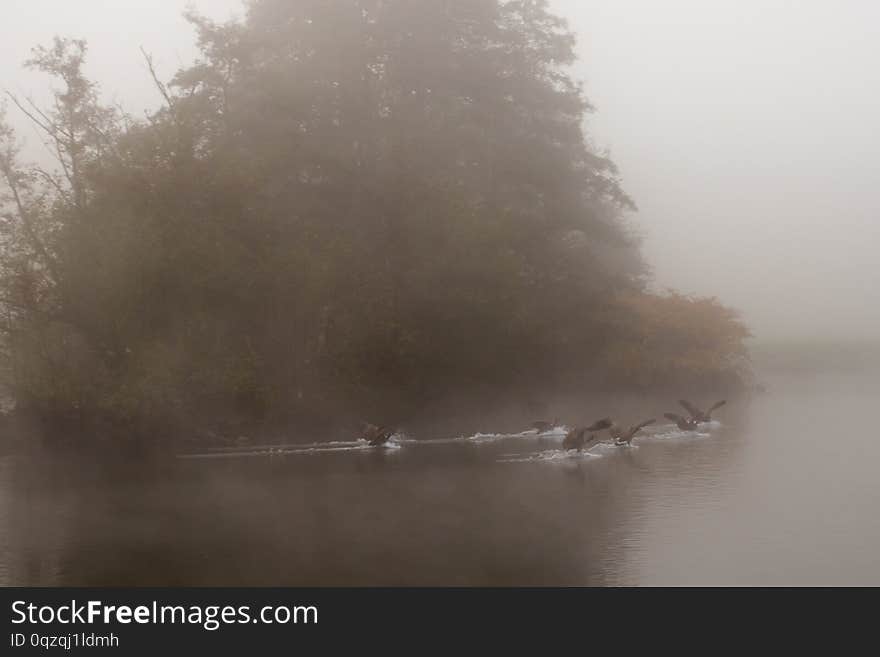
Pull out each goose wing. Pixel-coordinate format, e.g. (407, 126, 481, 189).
(678, 400, 702, 418)
(708, 400, 727, 413)
(586, 417, 612, 432)
(628, 418, 656, 439)
(360, 423, 379, 441)
(368, 426, 393, 446)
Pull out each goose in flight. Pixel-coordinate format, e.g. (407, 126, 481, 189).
(609, 419, 656, 446)
(664, 412, 699, 431)
(678, 399, 726, 423)
(360, 422, 394, 446)
(562, 418, 613, 451)
(562, 427, 595, 452)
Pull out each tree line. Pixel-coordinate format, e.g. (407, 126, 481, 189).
(0, 0, 750, 451)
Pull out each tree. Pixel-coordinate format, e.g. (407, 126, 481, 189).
(0, 2, 750, 450)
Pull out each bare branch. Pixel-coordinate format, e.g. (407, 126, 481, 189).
(140, 47, 176, 111)
(5, 91, 76, 189)
(4, 91, 55, 138)
(34, 167, 71, 201)
(0, 159, 60, 285)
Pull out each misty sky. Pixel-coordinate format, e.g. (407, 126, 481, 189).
(3, 0, 878, 342)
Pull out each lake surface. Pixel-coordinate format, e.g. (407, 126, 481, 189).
(2, 354, 880, 586)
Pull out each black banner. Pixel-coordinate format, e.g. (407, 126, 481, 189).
(0, 587, 867, 653)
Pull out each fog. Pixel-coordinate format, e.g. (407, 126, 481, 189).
(559, 0, 880, 343)
(3, 1, 880, 589)
(7, 0, 874, 342)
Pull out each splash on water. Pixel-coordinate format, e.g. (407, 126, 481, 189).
(394, 434, 468, 445)
(467, 426, 570, 443)
(649, 423, 714, 441)
(497, 448, 604, 464)
(179, 422, 720, 460)
(179, 435, 403, 459)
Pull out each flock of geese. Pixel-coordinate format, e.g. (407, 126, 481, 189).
(557, 398, 726, 452)
(359, 399, 726, 451)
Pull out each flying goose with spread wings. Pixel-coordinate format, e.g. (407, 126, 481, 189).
(562, 418, 613, 451)
(609, 419, 656, 446)
(678, 399, 726, 423)
(360, 422, 395, 446)
(664, 412, 699, 431)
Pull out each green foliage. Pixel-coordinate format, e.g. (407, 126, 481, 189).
(0, 2, 751, 447)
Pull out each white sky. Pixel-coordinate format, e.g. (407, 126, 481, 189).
(2, 0, 878, 341)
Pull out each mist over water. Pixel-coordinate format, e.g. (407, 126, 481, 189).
(2, 346, 878, 586)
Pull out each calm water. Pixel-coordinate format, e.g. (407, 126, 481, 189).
(2, 362, 880, 586)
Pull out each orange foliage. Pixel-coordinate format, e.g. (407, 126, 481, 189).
(600, 291, 752, 390)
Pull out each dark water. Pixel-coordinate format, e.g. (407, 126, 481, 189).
(2, 361, 880, 586)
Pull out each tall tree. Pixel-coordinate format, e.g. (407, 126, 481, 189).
(0, 1, 750, 448)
